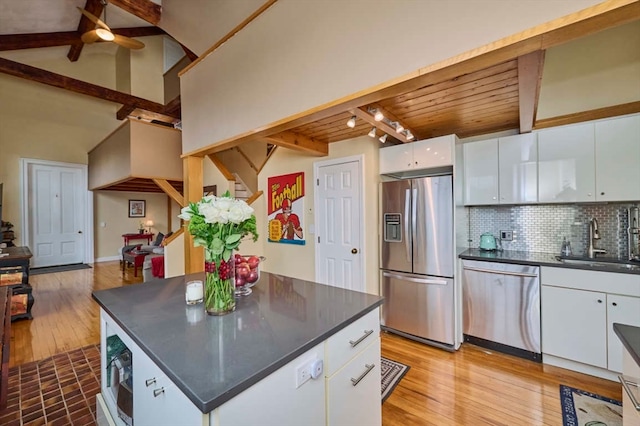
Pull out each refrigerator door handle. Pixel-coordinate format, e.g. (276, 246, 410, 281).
(382, 271, 448, 285)
(412, 187, 418, 259)
(462, 266, 538, 278)
(404, 189, 411, 263)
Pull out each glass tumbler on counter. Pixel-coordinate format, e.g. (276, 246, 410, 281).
(185, 280, 204, 305)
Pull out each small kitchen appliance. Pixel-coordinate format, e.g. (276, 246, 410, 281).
(479, 233, 497, 251)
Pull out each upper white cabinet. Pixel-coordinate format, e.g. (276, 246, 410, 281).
(595, 114, 640, 202)
(538, 122, 596, 203)
(380, 134, 455, 176)
(498, 133, 538, 204)
(463, 138, 499, 205)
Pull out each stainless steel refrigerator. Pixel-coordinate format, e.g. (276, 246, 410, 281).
(380, 175, 455, 349)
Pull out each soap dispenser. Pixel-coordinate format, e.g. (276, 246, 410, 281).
(561, 237, 572, 257)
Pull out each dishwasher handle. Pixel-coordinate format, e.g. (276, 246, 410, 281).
(382, 271, 447, 285)
(462, 265, 538, 278)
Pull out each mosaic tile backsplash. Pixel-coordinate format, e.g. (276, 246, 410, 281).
(468, 202, 639, 258)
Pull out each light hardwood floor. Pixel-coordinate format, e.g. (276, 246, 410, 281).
(11, 261, 621, 425)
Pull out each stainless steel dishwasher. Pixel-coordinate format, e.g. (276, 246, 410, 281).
(461, 259, 541, 361)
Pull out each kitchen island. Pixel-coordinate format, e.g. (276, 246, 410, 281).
(92, 271, 384, 426)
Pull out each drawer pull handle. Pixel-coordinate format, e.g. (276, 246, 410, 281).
(619, 375, 640, 410)
(349, 329, 374, 347)
(351, 363, 375, 386)
(145, 378, 156, 387)
(153, 387, 165, 397)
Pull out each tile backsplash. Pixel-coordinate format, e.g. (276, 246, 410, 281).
(468, 202, 639, 257)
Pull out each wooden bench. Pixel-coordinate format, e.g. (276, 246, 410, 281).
(0, 287, 11, 410)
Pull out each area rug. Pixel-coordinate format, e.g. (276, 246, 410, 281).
(381, 357, 410, 402)
(560, 384, 622, 426)
(30, 263, 92, 275)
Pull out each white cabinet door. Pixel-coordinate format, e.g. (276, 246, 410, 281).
(413, 135, 454, 169)
(498, 133, 537, 204)
(541, 285, 607, 368)
(595, 114, 640, 202)
(379, 143, 413, 174)
(606, 294, 640, 373)
(464, 138, 499, 205)
(538, 122, 595, 203)
(326, 338, 381, 426)
(133, 346, 205, 426)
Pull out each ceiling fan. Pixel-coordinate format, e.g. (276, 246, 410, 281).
(76, 2, 145, 50)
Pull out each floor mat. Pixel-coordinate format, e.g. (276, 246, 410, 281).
(560, 384, 622, 426)
(30, 263, 92, 275)
(381, 357, 410, 402)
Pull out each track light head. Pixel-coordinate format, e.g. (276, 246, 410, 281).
(346, 116, 356, 128)
(368, 127, 376, 138)
(405, 130, 414, 141)
(379, 134, 388, 143)
(394, 122, 405, 133)
(374, 109, 384, 121)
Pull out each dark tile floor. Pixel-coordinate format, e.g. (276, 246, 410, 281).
(1, 345, 101, 426)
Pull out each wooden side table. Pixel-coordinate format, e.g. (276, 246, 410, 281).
(122, 250, 150, 277)
(0, 246, 34, 321)
(122, 233, 154, 246)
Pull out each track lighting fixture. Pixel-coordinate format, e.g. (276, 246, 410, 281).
(346, 116, 356, 128)
(393, 122, 404, 133)
(379, 134, 388, 143)
(405, 130, 414, 140)
(374, 110, 384, 121)
(368, 127, 377, 138)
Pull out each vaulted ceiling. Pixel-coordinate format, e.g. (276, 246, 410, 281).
(1, 0, 639, 156)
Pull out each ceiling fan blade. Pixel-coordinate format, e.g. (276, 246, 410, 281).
(81, 30, 101, 44)
(76, 7, 111, 31)
(112, 35, 145, 50)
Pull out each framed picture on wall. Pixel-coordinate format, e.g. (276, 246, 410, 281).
(128, 200, 146, 218)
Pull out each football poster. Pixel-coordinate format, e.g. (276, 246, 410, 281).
(267, 172, 305, 245)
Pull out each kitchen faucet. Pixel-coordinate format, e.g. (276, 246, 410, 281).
(587, 217, 607, 258)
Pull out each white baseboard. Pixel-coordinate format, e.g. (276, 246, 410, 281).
(95, 255, 121, 263)
(543, 354, 619, 382)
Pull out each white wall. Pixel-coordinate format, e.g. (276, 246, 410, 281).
(180, 0, 603, 154)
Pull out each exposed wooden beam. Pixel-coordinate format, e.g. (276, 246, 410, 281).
(180, 44, 198, 62)
(0, 27, 165, 52)
(164, 96, 181, 118)
(263, 131, 328, 156)
(117, 105, 137, 120)
(152, 179, 185, 207)
(183, 156, 204, 274)
(246, 191, 264, 206)
(206, 154, 236, 181)
(0, 57, 176, 118)
(256, 146, 278, 175)
(109, 0, 161, 26)
(68, 0, 103, 62)
(534, 101, 640, 130)
(517, 51, 545, 133)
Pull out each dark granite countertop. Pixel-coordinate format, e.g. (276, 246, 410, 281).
(92, 272, 383, 413)
(459, 248, 640, 275)
(613, 323, 640, 367)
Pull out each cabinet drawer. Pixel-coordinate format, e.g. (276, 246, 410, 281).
(326, 338, 381, 426)
(325, 308, 379, 376)
(540, 267, 640, 297)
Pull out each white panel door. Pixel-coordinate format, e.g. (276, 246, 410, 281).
(316, 158, 363, 291)
(29, 163, 85, 267)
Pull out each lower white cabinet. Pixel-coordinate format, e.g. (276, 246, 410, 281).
(541, 267, 640, 378)
(542, 286, 607, 368)
(326, 338, 381, 426)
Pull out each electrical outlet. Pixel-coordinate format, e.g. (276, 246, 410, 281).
(500, 230, 513, 241)
(295, 363, 311, 388)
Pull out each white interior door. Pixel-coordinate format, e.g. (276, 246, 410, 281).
(314, 156, 364, 291)
(27, 162, 86, 267)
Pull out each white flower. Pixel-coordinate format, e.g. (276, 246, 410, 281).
(228, 200, 254, 224)
(178, 205, 193, 220)
(200, 201, 229, 224)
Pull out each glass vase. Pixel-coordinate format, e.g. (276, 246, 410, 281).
(204, 251, 236, 316)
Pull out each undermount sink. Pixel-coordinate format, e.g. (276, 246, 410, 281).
(554, 256, 640, 271)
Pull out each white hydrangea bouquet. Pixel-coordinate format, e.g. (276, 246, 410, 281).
(179, 191, 258, 314)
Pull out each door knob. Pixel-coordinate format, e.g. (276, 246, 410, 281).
(351, 248, 358, 254)
(78, 230, 83, 234)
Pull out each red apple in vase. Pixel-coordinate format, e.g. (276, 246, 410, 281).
(236, 264, 250, 278)
(247, 256, 260, 270)
(235, 275, 246, 288)
(246, 269, 259, 284)
(234, 253, 245, 265)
